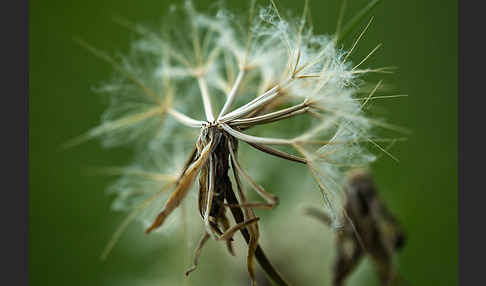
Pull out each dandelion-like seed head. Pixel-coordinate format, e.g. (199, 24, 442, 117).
(74, 1, 403, 284)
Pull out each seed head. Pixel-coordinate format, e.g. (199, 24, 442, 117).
(73, 0, 404, 284)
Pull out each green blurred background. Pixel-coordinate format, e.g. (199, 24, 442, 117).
(30, 0, 457, 285)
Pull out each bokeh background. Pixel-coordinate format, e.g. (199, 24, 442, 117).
(30, 0, 457, 285)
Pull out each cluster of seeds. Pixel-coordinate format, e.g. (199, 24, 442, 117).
(73, 0, 404, 285)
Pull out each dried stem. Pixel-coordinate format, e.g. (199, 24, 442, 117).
(229, 100, 309, 127)
(220, 83, 282, 122)
(218, 69, 246, 118)
(220, 124, 294, 145)
(198, 76, 215, 122)
(168, 108, 204, 128)
(245, 141, 307, 165)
